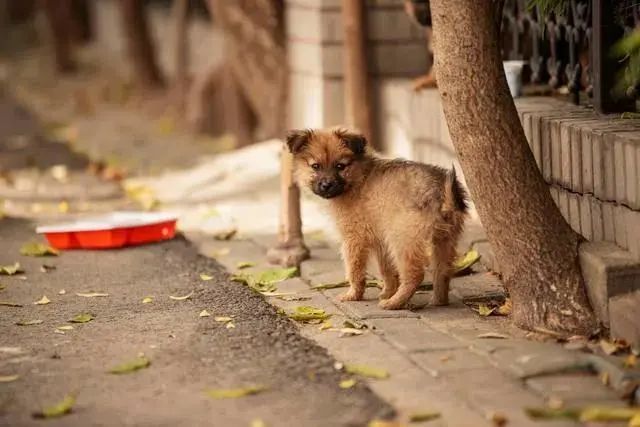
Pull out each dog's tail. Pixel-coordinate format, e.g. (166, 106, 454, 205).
(442, 165, 469, 215)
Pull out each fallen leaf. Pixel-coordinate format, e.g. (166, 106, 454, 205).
(0, 374, 19, 382)
(487, 411, 508, 427)
(226, 322, 236, 329)
(16, 319, 43, 326)
(236, 261, 255, 269)
(33, 394, 75, 419)
(339, 378, 356, 389)
(20, 242, 59, 257)
(53, 329, 65, 335)
(34, 296, 51, 305)
(213, 229, 237, 241)
(69, 313, 94, 323)
(142, 297, 153, 304)
(339, 328, 364, 337)
(210, 248, 230, 257)
(214, 316, 233, 322)
(58, 289, 66, 295)
(277, 295, 311, 302)
(199, 310, 211, 317)
(319, 321, 333, 331)
(169, 291, 194, 301)
(524, 407, 581, 421)
(156, 116, 176, 135)
(58, 201, 69, 214)
(205, 385, 267, 399)
(624, 354, 637, 368)
(311, 281, 349, 290)
(287, 306, 331, 322)
(56, 325, 74, 331)
(580, 406, 640, 422)
(40, 263, 56, 273)
(440, 354, 453, 363)
(453, 249, 480, 273)
(200, 273, 214, 281)
(0, 283, 5, 291)
(250, 419, 267, 427)
(496, 298, 512, 316)
(547, 397, 564, 410)
(0, 301, 23, 307)
(124, 183, 160, 211)
(630, 414, 640, 427)
(368, 420, 404, 427)
(477, 304, 496, 317)
(409, 411, 441, 422)
(254, 267, 298, 285)
(50, 165, 69, 182)
(477, 332, 509, 339)
(76, 292, 109, 298)
(600, 371, 610, 386)
(109, 356, 151, 374)
(0, 262, 23, 275)
(343, 319, 367, 329)
(345, 364, 389, 379)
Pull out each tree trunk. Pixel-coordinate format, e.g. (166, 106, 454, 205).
(69, 0, 93, 43)
(119, 0, 164, 88)
(43, 0, 76, 73)
(171, 0, 189, 109)
(429, 0, 596, 335)
(342, 0, 375, 148)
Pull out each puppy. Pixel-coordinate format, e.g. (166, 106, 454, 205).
(287, 128, 468, 309)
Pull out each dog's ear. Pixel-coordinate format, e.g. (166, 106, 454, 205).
(336, 129, 367, 156)
(286, 129, 313, 154)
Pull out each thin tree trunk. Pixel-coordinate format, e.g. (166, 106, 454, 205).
(70, 0, 93, 43)
(172, 0, 189, 107)
(43, 0, 76, 73)
(429, 0, 596, 335)
(342, 0, 375, 148)
(119, 0, 164, 88)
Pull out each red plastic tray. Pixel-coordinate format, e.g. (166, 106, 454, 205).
(36, 212, 178, 249)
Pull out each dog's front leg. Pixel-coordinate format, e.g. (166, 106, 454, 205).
(338, 241, 369, 302)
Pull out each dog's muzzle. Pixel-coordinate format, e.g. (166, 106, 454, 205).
(313, 177, 344, 199)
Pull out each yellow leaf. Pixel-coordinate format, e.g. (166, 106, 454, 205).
(56, 325, 74, 331)
(600, 339, 621, 355)
(200, 273, 214, 281)
(205, 385, 267, 399)
(236, 261, 255, 270)
(453, 249, 480, 273)
(226, 322, 236, 329)
(33, 394, 75, 419)
(76, 292, 109, 298)
(69, 313, 94, 323)
(142, 297, 153, 304)
(250, 419, 267, 427)
(58, 201, 69, 213)
(213, 229, 237, 241)
(214, 316, 233, 322)
(623, 354, 637, 368)
(58, 289, 66, 295)
(339, 378, 356, 389)
(0, 375, 19, 383)
(210, 248, 230, 257)
(580, 407, 640, 422)
(630, 414, 640, 427)
(497, 298, 512, 316)
(477, 332, 509, 339)
(20, 242, 59, 257)
(199, 310, 211, 318)
(169, 291, 194, 301)
(0, 262, 23, 275)
(34, 295, 51, 305)
(109, 356, 151, 374)
(477, 304, 496, 317)
(16, 319, 43, 326)
(0, 301, 23, 307)
(287, 306, 331, 322)
(319, 321, 333, 331)
(345, 364, 389, 379)
(368, 421, 405, 427)
(409, 411, 441, 422)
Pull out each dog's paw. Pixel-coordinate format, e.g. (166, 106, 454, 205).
(338, 290, 363, 302)
(378, 290, 396, 300)
(378, 298, 405, 310)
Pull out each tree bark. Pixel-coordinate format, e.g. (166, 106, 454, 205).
(429, 0, 597, 335)
(119, 0, 164, 88)
(43, 0, 76, 73)
(171, 0, 189, 108)
(342, 0, 375, 148)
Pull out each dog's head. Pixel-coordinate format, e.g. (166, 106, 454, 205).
(286, 128, 369, 199)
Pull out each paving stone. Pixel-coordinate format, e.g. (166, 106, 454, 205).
(557, 188, 570, 220)
(409, 348, 492, 376)
(368, 318, 466, 353)
(614, 204, 629, 249)
(587, 352, 640, 391)
(327, 287, 420, 319)
(591, 196, 604, 241)
(609, 290, 640, 347)
(449, 272, 505, 302)
(579, 194, 592, 240)
(602, 202, 616, 242)
(525, 373, 619, 403)
(568, 192, 581, 234)
(626, 208, 640, 259)
(623, 137, 639, 210)
(580, 126, 594, 194)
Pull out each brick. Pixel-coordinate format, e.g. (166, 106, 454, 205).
(549, 186, 560, 206)
(369, 318, 466, 353)
(409, 349, 492, 375)
(550, 118, 562, 186)
(328, 287, 420, 319)
(623, 138, 640, 210)
(625, 208, 640, 259)
(610, 291, 640, 347)
(613, 135, 627, 205)
(539, 115, 553, 182)
(591, 197, 604, 241)
(579, 194, 592, 240)
(523, 113, 542, 170)
(614, 204, 628, 250)
(369, 42, 429, 77)
(569, 123, 583, 192)
(557, 188, 569, 221)
(579, 241, 640, 325)
(581, 128, 594, 194)
(367, 8, 418, 42)
(602, 202, 616, 242)
(525, 374, 620, 404)
(560, 119, 573, 188)
(568, 192, 581, 235)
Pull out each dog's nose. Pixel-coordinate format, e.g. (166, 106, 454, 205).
(319, 180, 333, 192)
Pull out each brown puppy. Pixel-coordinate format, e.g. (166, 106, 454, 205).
(287, 128, 468, 309)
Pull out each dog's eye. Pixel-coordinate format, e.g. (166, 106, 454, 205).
(311, 163, 320, 170)
(336, 163, 347, 171)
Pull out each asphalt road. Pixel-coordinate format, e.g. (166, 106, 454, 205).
(0, 218, 392, 427)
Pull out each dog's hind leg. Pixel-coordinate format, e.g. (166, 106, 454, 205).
(338, 240, 369, 302)
(375, 245, 400, 300)
(378, 242, 425, 310)
(430, 237, 456, 306)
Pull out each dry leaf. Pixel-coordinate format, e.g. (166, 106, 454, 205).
(0, 301, 23, 307)
(339, 328, 364, 337)
(69, 313, 94, 323)
(40, 264, 56, 273)
(142, 297, 153, 304)
(58, 289, 66, 295)
(0, 283, 5, 292)
(277, 295, 311, 302)
(20, 242, 59, 257)
(205, 385, 266, 399)
(58, 201, 69, 214)
(226, 322, 236, 329)
(409, 411, 441, 422)
(34, 295, 51, 305)
(199, 310, 211, 318)
(169, 291, 194, 301)
(16, 319, 43, 326)
(0, 375, 19, 383)
(76, 292, 109, 298)
(200, 273, 214, 281)
(319, 321, 333, 331)
(0, 262, 23, 275)
(600, 371, 610, 386)
(213, 229, 237, 241)
(367, 420, 405, 427)
(524, 407, 581, 421)
(214, 316, 233, 323)
(56, 325, 74, 331)
(339, 378, 356, 389)
(497, 298, 512, 316)
(311, 281, 349, 290)
(109, 356, 151, 374)
(287, 306, 331, 322)
(624, 354, 637, 368)
(344, 364, 389, 379)
(210, 248, 230, 257)
(487, 411, 508, 427)
(477, 332, 509, 339)
(630, 414, 640, 427)
(599, 339, 627, 355)
(32, 394, 75, 419)
(250, 419, 267, 427)
(343, 320, 367, 329)
(453, 249, 480, 273)
(477, 304, 496, 317)
(236, 261, 255, 269)
(580, 406, 640, 422)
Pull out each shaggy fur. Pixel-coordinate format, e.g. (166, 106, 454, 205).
(287, 128, 468, 309)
